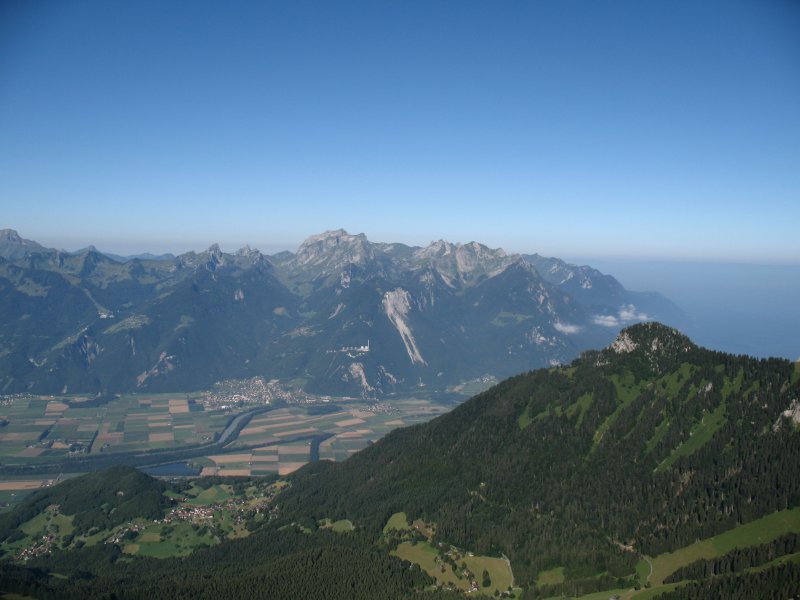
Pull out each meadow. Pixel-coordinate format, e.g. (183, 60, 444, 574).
(385, 511, 516, 596)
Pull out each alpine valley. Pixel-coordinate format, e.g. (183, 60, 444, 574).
(1, 323, 799, 599)
(0, 228, 682, 398)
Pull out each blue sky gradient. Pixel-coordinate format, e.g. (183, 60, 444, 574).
(1, 0, 799, 261)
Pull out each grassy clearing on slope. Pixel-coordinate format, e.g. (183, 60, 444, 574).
(592, 372, 644, 449)
(392, 541, 462, 587)
(319, 518, 355, 532)
(330, 519, 355, 532)
(185, 484, 232, 506)
(627, 583, 685, 599)
(721, 368, 745, 399)
(635, 558, 650, 583)
(127, 522, 215, 558)
(566, 393, 593, 428)
(536, 566, 565, 586)
(658, 363, 695, 397)
(392, 540, 513, 595)
(648, 507, 800, 585)
(546, 588, 629, 600)
(655, 403, 726, 473)
(383, 511, 412, 533)
(644, 418, 670, 455)
(19, 508, 74, 539)
(747, 550, 800, 574)
(517, 406, 533, 430)
(464, 554, 513, 593)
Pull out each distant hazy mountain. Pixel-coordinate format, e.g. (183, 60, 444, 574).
(102, 251, 177, 263)
(0, 229, 684, 396)
(0, 229, 50, 260)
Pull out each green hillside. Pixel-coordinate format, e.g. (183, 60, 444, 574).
(277, 323, 800, 595)
(1, 323, 799, 599)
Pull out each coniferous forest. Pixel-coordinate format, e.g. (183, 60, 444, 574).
(1, 323, 799, 599)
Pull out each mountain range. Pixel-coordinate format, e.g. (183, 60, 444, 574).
(0, 228, 683, 397)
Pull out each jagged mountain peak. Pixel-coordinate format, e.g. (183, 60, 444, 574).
(0, 228, 22, 242)
(0, 228, 49, 260)
(299, 229, 367, 248)
(413, 239, 513, 283)
(236, 244, 258, 257)
(294, 229, 373, 269)
(416, 238, 507, 260)
(201, 244, 224, 271)
(76, 245, 98, 253)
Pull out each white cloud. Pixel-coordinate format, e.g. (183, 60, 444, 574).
(593, 315, 619, 327)
(593, 304, 650, 328)
(554, 321, 582, 334)
(618, 304, 650, 323)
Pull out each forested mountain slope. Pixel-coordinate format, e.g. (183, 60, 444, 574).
(1, 324, 799, 598)
(278, 322, 800, 591)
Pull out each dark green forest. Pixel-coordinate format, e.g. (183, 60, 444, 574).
(2, 323, 799, 598)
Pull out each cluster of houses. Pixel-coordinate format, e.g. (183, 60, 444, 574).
(16, 533, 55, 561)
(203, 376, 318, 409)
(326, 340, 371, 356)
(160, 492, 277, 529)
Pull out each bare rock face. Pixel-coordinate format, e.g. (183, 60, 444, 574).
(294, 230, 373, 269)
(774, 399, 800, 431)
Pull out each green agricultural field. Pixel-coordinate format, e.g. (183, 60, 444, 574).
(1, 391, 457, 479)
(0, 392, 220, 465)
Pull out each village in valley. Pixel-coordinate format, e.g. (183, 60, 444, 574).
(10, 479, 286, 562)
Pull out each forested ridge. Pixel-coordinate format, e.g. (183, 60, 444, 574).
(0, 467, 172, 538)
(2, 323, 799, 598)
(278, 323, 800, 591)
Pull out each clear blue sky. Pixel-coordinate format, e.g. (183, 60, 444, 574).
(1, 0, 798, 261)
